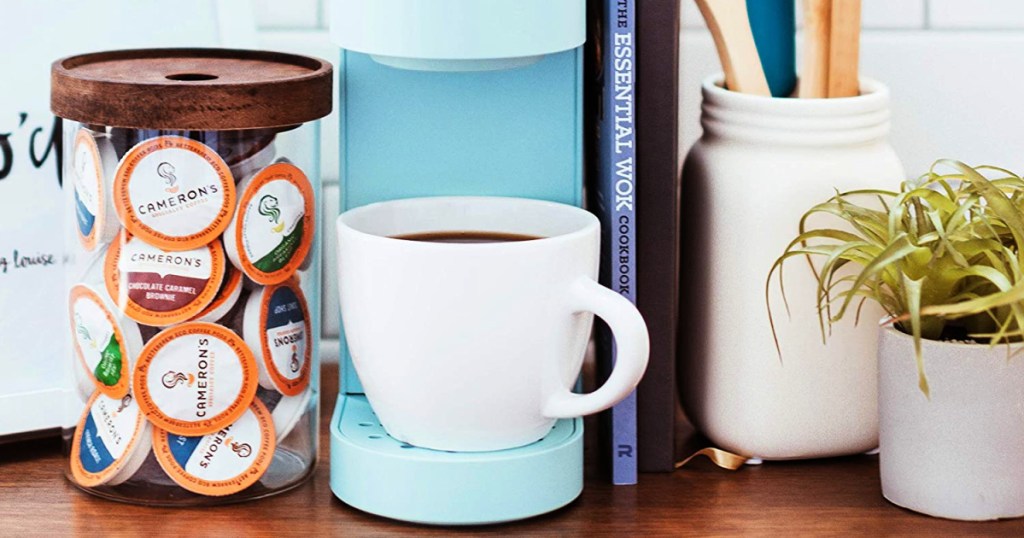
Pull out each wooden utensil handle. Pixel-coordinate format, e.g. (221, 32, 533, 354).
(799, 0, 831, 98)
(828, 0, 862, 97)
(695, 0, 771, 96)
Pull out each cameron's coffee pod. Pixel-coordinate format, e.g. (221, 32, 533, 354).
(224, 162, 314, 285)
(224, 134, 276, 182)
(73, 128, 120, 251)
(114, 135, 236, 251)
(73, 360, 96, 404)
(243, 281, 311, 396)
(71, 391, 152, 487)
(69, 284, 144, 400)
(191, 257, 243, 324)
(257, 386, 312, 442)
(105, 233, 226, 326)
(152, 399, 275, 496)
(108, 127, 137, 159)
(74, 244, 111, 292)
(133, 322, 258, 436)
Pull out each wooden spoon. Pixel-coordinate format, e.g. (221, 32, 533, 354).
(694, 0, 771, 96)
(828, 0, 862, 97)
(799, 0, 832, 98)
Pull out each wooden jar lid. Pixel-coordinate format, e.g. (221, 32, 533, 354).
(52, 48, 333, 130)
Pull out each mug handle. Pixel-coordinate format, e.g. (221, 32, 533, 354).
(542, 277, 650, 419)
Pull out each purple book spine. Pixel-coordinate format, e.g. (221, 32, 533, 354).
(600, 0, 638, 485)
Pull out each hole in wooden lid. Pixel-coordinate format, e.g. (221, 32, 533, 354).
(166, 73, 219, 81)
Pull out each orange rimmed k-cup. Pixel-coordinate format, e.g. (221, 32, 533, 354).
(104, 232, 226, 327)
(113, 135, 236, 252)
(224, 162, 315, 286)
(72, 128, 120, 252)
(242, 279, 312, 396)
(133, 322, 258, 437)
(191, 254, 244, 324)
(151, 399, 275, 496)
(70, 391, 152, 488)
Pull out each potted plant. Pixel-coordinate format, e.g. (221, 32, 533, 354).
(768, 160, 1024, 521)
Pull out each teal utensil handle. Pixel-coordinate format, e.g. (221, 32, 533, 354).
(747, 0, 796, 97)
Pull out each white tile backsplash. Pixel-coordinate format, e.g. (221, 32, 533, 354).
(861, 31, 1024, 172)
(862, 0, 926, 29)
(321, 184, 341, 339)
(253, 0, 321, 29)
(929, 0, 1024, 29)
(258, 1, 1024, 342)
(684, 0, 926, 31)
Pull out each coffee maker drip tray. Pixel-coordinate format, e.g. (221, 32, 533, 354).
(329, 395, 584, 525)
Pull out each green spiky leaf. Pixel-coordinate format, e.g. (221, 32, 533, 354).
(767, 160, 1024, 395)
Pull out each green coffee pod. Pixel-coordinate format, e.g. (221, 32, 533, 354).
(69, 284, 144, 400)
(224, 162, 314, 286)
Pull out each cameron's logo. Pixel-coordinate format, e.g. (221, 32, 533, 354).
(157, 162, 179, 194)
(259, 195, 285, 233)
(230, 440, 252, 458)
(114, 394, 133, 416)
(75, 313, 96, 350)
(161, 370, 195, 389)
(136, 183, 220, 216)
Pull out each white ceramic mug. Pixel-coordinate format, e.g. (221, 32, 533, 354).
(336, 196, 649, 452)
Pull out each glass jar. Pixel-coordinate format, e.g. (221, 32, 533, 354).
(51, 49, 332, 505)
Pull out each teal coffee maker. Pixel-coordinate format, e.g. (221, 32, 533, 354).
(329, 0, 587, 525)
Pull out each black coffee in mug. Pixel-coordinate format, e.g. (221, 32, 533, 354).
(393, 231, 542, 244)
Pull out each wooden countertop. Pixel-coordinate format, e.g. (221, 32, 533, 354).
(3, 364, 1023, 535)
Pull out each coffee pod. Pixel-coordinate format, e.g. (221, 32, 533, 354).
(151, 399, 275, 497)
(72, 128, 120, 251)
(114, 135, 236, 252)
(70, 391, 152, 487)
(298, 248, 314, 272)
(218, 130, 275, 164)
(69, 284, 144, 400)
(220, 288, 251, 337)
(191, 258, 243, 324)
(224, 162, 314, 285)
(133, 322, 258, 436)
(257, 156, 314, 273)
(72, 357, 97, 405)
(108, 127, 136, 159)
(123, 451, 179, 488)
(257, 386, 312, 442)
(227, 137, 276, 182)
(105, 233, 226, 326)
(243, 281, 312, 396)
(77, 245, 109, 287)
(138, 324, 164, 343)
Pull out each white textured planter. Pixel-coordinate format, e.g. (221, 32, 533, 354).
(879, 325, 1024, 520)
(678, 76, 904, 459)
